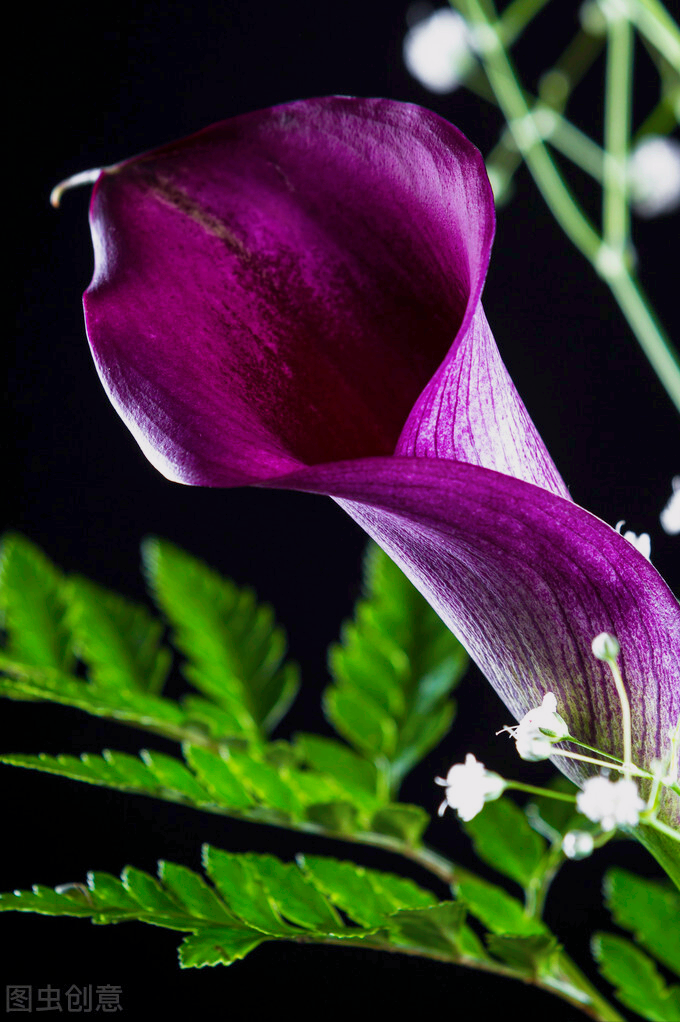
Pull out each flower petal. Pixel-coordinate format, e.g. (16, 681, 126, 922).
(84, 98, 567, 497)
(395, 302, 569, 497)
(85, 97, 498, 484)
(265, 457, 679, 827)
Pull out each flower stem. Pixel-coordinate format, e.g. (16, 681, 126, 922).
(643, 815, 680, 843)
(496, 0, 551, 39)
(565, 737, 625, 762)
(629, 0, 680, 67)
(454, 0, 680, 415)
(602, 7, 633, 259)
(504, 780, 576, 801)
(605, 654, 633, 771)
(550, 746, 648, 775)
(457, 0, 602, 256)
(605, 265, 680, 412)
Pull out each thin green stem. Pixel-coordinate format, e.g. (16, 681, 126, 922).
(634, 85, 680, 141)
(549, 113, 606, 180)
(454, 0, 680, 414)
(310, 933, 625, 1020)
(629, 0, 680, 68)
(453, 8, 607, 187)
(667, 717, 680, 785)
(464, 81, 605, 191)
(606, 656, 633, 771)
(505, 780, 576, 801)
(458, 0, 602, 256)
(643, 815, 680, 842)
(564, 738, 680, 794)
(646, 770, 663, 811)
(525, 843, 563, 918)
(566, 737, 625, 762)
(549, 26, 606, 95)
(606, 265, 680, 412)
(496, 0, 551, 40)
(551, 952, 628, 1022)
(603, 9, 633, 256)
(551, 747, 648, 776)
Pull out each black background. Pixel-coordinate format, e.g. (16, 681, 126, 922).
(5, 1, 679, 1018)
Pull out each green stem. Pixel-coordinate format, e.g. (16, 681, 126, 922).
(458, 0, 602, 257)
(505, 780, 576, 801)
(644, 815, 680, 842)
(498, 103, 606, 181)
(550, 747, 646, 774)
(629, 0, 680, 67)
(605, 264, 680, 411)
(606, 655, 633, 771)
(457, 12, 606, 187)
(551, 952, 628, 1022)
(525, 843, 563, 918)
(496, 0, 551, 39)
(455, 0, 680, 414)
(566, 738, 625, 762)
(603, 9, 633, 257)
(313, 933, 625, 1020)
(549, 113, 605, 180)
(634, 85, 680, 141)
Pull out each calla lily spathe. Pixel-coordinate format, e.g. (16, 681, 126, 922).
(80, 97, 679, 829)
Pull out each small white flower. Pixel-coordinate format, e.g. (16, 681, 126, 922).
(615, 520, 651, 559)
(628, 135, 680, 219)
(499, 693, 570, 761)
(660, 477, 680, 535)
(435, 753, 505, 821)
(403, 8, 475, 94)
(562, 830, 595, 860)
(576, 775, 645, 831)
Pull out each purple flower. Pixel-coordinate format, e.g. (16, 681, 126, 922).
(81, 98, 679, 830)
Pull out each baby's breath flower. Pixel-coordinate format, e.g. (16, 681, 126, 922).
(499, 693, 570, 761)
(435, 753, 505, 821)
(576, 775, 645, 831)
(615, 520, 651, 559)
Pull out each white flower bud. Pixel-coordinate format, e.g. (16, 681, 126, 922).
(629, 136, 680, 218)
(435, 753, 505, 821)
(562, 830, 595, 859)
(403, 8, 476, 94)
(591, 633, 620, 661)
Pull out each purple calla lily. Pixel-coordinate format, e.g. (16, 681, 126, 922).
(81, 97, 679, 830)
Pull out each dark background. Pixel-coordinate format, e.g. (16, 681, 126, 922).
(5, 1, 679, 1017)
